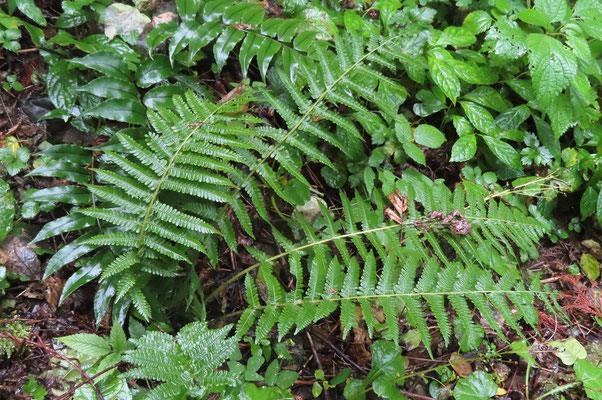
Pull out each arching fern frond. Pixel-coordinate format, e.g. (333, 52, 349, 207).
(39, 87, 336, 323)
(235, 171, 551, 355)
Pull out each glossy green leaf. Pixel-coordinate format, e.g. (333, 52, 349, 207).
(428, 56, 460, 103)
(403, 142, 426, 165)
(437, 26, 476, 47)
(517, 9, 551, 29)
(548, 338, 587, 365)
(214, 27, 245, 72)
(256, 38, 281, 79)
(580, 253, 600, 281)
(31, 213, 95, 244)
(85, 99, 147, 125)
(42, 145, 92, 166)
(454, 371, 497, 400)
(414, 124, 446, 148)
(176, 0, 201, 21)
(482, 136, 522, 169)
(535, 0, 569, 23)
(59, 256, 105, 305)
(581, 187, 598, 219)
(16, 0, 46, 26)
(136, 55, 177, 88)
(461, 101, 498, 134)
(463, 10, 492, 34)
(71, 51, 130, 81)
(574, 359, 602, 398)
(78, 77, 138, 100)
(24, 186, 92, 205)
(0, 179, 14, 241)
(46, 69, 78, 111)
(598, 188, 602, 226)
(146, 21, 177, 55)
(143, 85, 186, 109)
(463, 87, 510, 113)
(451, 135, 477, 162)
(27, 161, 91, 183)
(239, 32, 263, 76)
(44, 233, 97, 278)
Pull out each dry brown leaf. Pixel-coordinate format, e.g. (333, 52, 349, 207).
(0, 235, 41, 280)
(450, 352, 473, 378)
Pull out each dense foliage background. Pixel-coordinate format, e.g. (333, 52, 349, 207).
(0, 0, 601, 398)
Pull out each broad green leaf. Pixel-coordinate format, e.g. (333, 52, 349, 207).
(31, 213, 95, 244)
(16, 0, 46, 26)
(517, 9, 551, 29)
(85, 99, 147, 125)
(463, 11, 492, 34)
(451, 135, 477, 162)
(213, 27, 245, 72)
(463, 86, 510, 113)
(40, 144, 91, 166)
(581, 187, 598, 218)
(136, 55, 177, 88)
(495, 106, 530, 131)
(59, 333, 111, 357)
(548, 338, 587, 365)
(482, 136, 522, 169)
(598, 188, 602, 226)
(0, 179, 14, 241)
(428, 57, 460, 103)
(46, 69, 78, 110)
(70, 51, 130, 81)
(176, 0, 201, 21)
(59, 257, 104, 305)
(94, 280, 116, 326)
(535, 0, 569, 23)
(146, 21, 177, 55)
(257, 38, 281, 79)
(27, 161, 90, 183)
(454, 371, 497, 400)
(580, 253, 600, 281)
(168, 20, 200, 64)
(395, 116, 411, 143)
(574, 359, 602, 398)
(414, 124, 446, 148)
(239, 33, 263, 77)
(78, 77, 138, 100)
(403, 142, 426, 165)
(437, 26, 476, 47)
(24, 186, 92, 205)
(44, 233, 97, 278)
(452, 116, 473, 136)
(526, 34, 577, 99)
(143, 85, 186, 109)
(460, 102, 498, 134)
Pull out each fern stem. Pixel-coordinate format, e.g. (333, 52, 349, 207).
(135, 103, 228, 248)
(231, 33, 404, 200)
(206, 224, 402, 302)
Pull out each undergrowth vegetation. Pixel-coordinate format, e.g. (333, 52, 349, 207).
(0, 0, 601, 398)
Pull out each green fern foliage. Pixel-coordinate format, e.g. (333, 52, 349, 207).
(123, 322, 240, 399)
(37, 88, 335, 323)
(237, 170, 551, 355)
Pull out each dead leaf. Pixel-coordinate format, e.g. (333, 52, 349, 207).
(0, 235, 41, 280)
(43, 276, 64, 309)
(450, 352, 473, 378)
(218, 82, 245, 104)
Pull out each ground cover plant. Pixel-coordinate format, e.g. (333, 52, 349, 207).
(0, 0, 601, 398)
